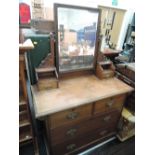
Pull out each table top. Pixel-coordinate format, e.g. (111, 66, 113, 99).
(19, 39, 34, 52)
(31, 75, 133, 118)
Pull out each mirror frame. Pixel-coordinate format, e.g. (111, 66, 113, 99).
(54, 3, 100, 75)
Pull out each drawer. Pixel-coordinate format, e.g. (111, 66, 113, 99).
(48, 104, 92, 129)
(51, 125, 116, 155)
(94, 94, 126, 115)
(50, 110, 120, 145)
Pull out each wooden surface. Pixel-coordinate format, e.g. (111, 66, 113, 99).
(96, 62, 115, 79)
(50, 110, 119, 145)
(94, 94, 125, 115)
(48, 104, 92, 129)
(31, 75, 133, 118)
(19, 37, 39, 154)
(19, 39, 34, 52)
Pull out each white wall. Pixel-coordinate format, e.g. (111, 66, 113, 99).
(44, 0, 135, 10)
(22, 0, 135, 49)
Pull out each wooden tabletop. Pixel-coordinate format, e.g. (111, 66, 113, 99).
(31, 75, 133, 118)
(19, 39, 34, 52)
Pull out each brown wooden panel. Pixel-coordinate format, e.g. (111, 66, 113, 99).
(51, 125, 116, 155)
(37, 78, 58, 90)
(117, 67, 135, 82)
(50, 110, 120, 145)
(48, 104, 92, 129)
(94, 94, 126, 115)
(19, 111, 28, 122)
(19, 126, 32, 143)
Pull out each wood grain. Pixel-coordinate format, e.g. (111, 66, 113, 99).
(31, 75, 133, 118)
(50, 110, 120, 145)
(51, 125, 116, 155)
(48, 104, 92, 129)
(94, 94, 126, 115)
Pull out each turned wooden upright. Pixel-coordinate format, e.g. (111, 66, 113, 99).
(19, 38, 39, 154)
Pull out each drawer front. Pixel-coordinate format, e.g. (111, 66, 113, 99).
(48, 104, 92, 129)
(94, 94, 126, 115)
(50, 110, 120, 145)
(51, 125, 116, 155)
(37, 79, 58, 90)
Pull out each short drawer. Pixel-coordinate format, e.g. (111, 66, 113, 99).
(48, 104, 92, 129)
(51, 125, 116, 155)
(94, 94, 126, 115)
(50, 110, 120, 145)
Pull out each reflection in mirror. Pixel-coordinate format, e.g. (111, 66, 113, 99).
(55, 5, 99, 73)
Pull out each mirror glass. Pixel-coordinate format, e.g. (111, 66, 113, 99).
(56, 5, 99, 73)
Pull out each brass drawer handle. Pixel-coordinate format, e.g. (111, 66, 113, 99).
(102, 115, 111, 122)
(66, 128, 77, 137)
(66, 144, 76, 151)
(106, 100, 114, 107)
(66, 112, 79, 120)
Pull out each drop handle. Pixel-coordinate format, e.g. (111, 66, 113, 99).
(106, 100, 114, 107)
(102, 115, 111, 122)
(66, 112, 79, 120)
(66, 144, 76, 150)
(66, 128, 77, 136)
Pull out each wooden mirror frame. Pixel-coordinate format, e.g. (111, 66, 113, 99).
(54, 3, 100, 76)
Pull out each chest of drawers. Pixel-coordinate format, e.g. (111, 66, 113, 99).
(46, 94, 126, 155)
(31, 75, 133, 155)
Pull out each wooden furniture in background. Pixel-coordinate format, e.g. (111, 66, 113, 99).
(115, 63, 135, 141)
(115, 63, 135, 113)
(117, 107, 135, 141)
(31, 75, 133, 154)
(19, 39, 39, 154)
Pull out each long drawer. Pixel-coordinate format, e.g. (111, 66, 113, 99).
(50, 110, 120, 145)
(51, 125, 116, 155)
(48, 104, 92, 129)
(94, 94, 126, 115)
